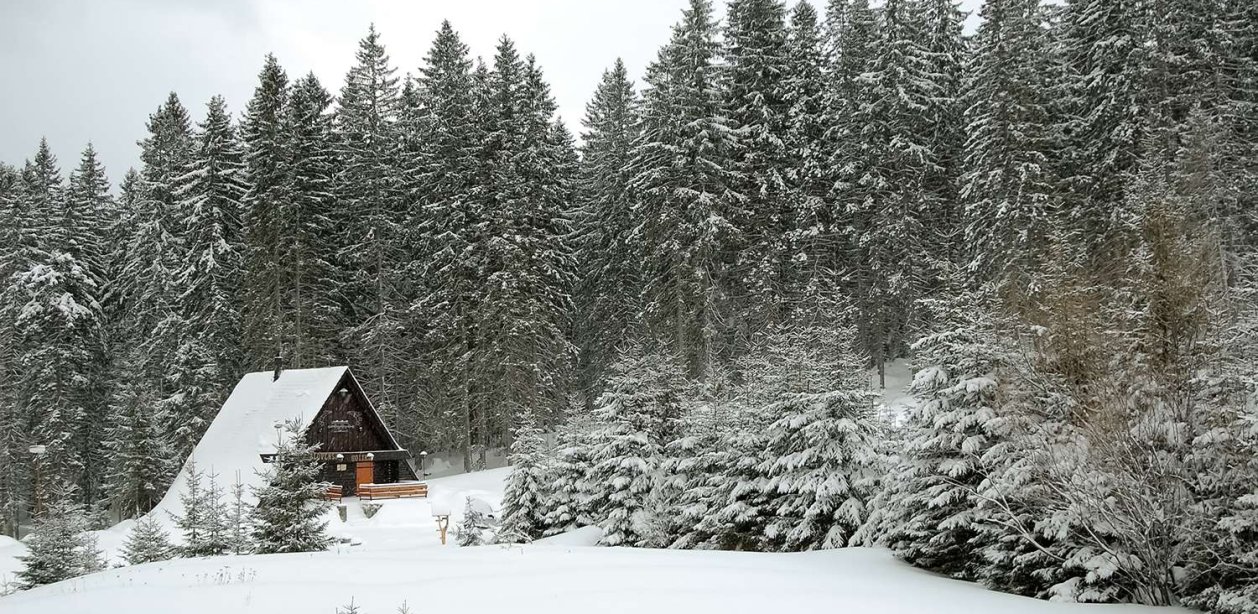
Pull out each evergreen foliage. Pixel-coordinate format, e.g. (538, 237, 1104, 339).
(121, 515, 176, 565)
(498, 408, 549, 543)
(456, 497, 490, 547)
(249, 420, 332, 554)
(584, 347, 686, 547)
(0, 7, 1255, 610)
(16, 489, 105, 589)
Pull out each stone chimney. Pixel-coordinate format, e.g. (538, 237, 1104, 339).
(272, 355, 284, 381)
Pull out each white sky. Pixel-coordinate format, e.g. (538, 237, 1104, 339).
(0, 0, 983, 183)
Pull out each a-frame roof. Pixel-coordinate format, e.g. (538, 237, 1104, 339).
(149, 366, 393, 521)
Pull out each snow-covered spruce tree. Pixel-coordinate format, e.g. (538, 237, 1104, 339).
(65, 144, 115, 505)
(1059, 0, 1148, 260)
(498, 408, 549, 543)
(758, 333, 882, 551)
(5, 248, 103, 500)
(334, 25, 406, 422)
(203, 471, 230, 556)
(782, 0, 836, 306)
(121, 515, 176, 565)
(115, 93, 193, 496)
(628, 0, 738, 379)
(541, 413, 596, 536)
(456, 497, 490, 547)
(759, 389, 882, 551)
(102, 165, 176, 518)
(165, 95, 247, 459)
(959, 0, 1059, 283)
(572, 58, 641, 401)
(16, 487, 105, 589)
(471, 46, 577, 457)
(652, 371, 741, 549)
(916, 0, 968, 268)
(406, 22, 485, 469)
(844, 0, 942, 382)
(280, 73, 344, 369)
(239, 54, 290, 370)
(723, 0, 794, 337)
(875, 288, 1011, 581)
(585, 346, 686, 547)
(0, 140, 102, 508)
(103, 365, 172, 518)
(0, 162, 22, 534)
(819, 0, 875, 288)
(249, 419, 333, 554)
(696, 320, 868, 552)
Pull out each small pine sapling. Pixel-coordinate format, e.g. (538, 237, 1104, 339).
(16, 490, 106, 588)
(457, 497, 490, 547)
(121, 516, 176, 565)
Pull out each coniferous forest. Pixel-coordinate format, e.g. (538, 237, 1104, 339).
(2, 0, 1257, 609)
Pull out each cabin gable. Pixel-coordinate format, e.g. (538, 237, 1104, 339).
(296, 368, 418, 495)
(305, 371, 396, 453)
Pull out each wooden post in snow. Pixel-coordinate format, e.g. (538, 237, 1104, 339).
(435, 515, 450, 545)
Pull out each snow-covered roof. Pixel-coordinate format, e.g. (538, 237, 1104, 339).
(149, 366, 350, 523)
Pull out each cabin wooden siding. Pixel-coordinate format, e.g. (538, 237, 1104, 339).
(305, 372, 394, 453)
(300, 370, 419, 496)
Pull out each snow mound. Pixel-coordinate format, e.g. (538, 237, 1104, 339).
(426, 466, 509, 519)
(533, 525, 603, 547)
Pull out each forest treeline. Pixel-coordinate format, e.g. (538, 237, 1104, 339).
(1, 0, 1256, 608)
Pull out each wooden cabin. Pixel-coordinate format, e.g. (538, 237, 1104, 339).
(258, 367, 418, 496)
(150, 365, 421, 520)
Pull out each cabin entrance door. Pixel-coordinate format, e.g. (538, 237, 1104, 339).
(355, 460, 374, 490)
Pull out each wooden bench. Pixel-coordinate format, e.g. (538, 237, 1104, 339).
(324, 484, 344, 503)
(358, 482, 427, 501)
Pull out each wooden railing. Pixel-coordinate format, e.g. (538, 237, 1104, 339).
(358, 482, 427, 501)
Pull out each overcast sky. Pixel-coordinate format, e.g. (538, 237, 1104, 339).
(0, 0, 982, 184)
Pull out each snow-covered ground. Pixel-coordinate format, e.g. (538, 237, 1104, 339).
(874, 358, 917, 425)
(1, 466, 1188, 613)
(0, 467, 508, 593)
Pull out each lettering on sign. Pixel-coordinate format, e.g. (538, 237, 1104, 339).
(329, 419, 353, 433)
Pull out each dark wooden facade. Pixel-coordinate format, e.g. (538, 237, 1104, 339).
(271, 369, 418, 496)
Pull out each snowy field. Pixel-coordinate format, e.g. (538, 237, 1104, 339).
(0, 466, 1189, 614)
(0, 467, 509, 595)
